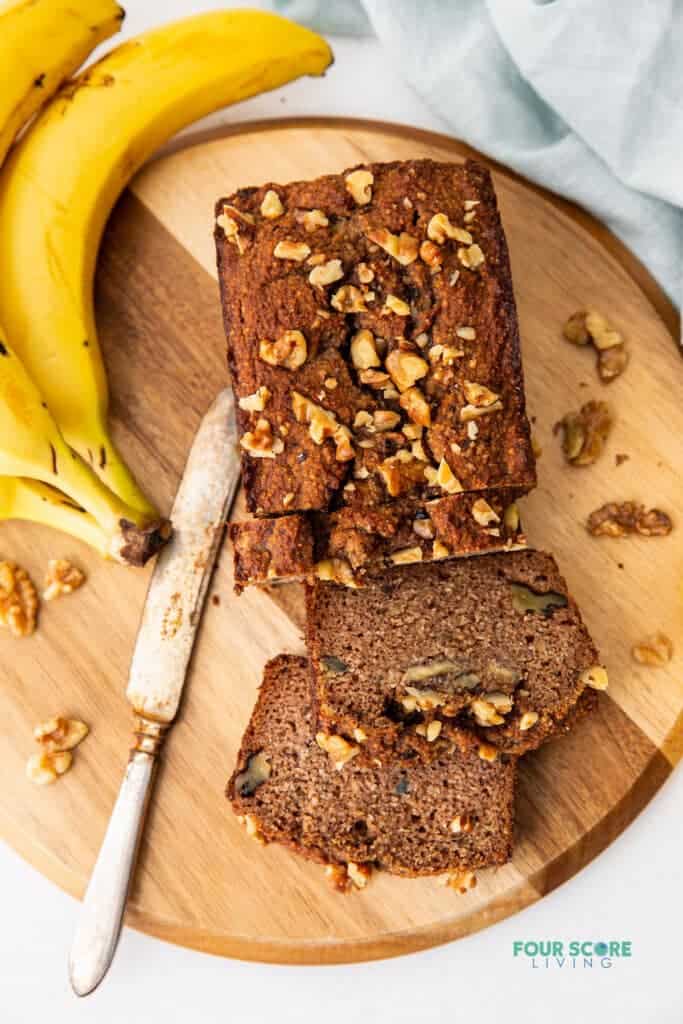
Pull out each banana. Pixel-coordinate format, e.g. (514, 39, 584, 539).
(0, 0, 124, 165)
(0, 328, 169, 565)
(0, 478, 109, 558)
(0, 10, 332, 513)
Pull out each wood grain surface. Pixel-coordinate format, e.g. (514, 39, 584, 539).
(1, 119, 681, 965)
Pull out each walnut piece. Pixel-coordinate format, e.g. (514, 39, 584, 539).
(273, 239, 310, 261)
(34, 716, 89, 753)
(292, 392, 354, 461)
(240, 418, 284, 459)
(259, 330, 307, 370)
(385, 349, 428, 391)
(632, 632, 673, 667)
(463, 381, 500, 408)
(580, 665, 609, 690)
(298, 208, 329, 232)
(471, 498, 500, 527)
(399, 386, 431, 426)
(42, 560, 85, 602)
(260, 190, 284, 219)
(308, 258, 344, 288)
(450, 813, 474, 834)
(350, 329, 380, 370)
(563, 310, 628, 383)
(419, 240, 443, 269)
(315, 558, 358, 588)
(345, 169, 373, 205)
(365, 228, 418, 266)
(390, 546, 423, 565)
(441, 870, 477, 894)
(587, 501, 673, 538)
(519, 711, 539, 731)
(331, 284, 367, 313)
(26, 750, 72, 785)
(436, 457, 463, 494)
(0, 561, 38, 637)
(234, 751, 271, 797)
(557, 400, 613, 466)
(238, 386, 271, 413)
(427, 213, 472, 245)
(510, 582, 567, 616)
(382, 294, 410, 317)
(598, 345, 629, 382)
(315, 731, 360, 770)
(457, 244, 485, 269)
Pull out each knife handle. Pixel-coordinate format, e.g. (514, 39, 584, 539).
(68, 716, 168, 997)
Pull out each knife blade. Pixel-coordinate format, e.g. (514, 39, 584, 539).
(69, 388, 240, 997)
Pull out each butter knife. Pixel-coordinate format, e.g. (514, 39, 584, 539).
(69, 388, 239, 996)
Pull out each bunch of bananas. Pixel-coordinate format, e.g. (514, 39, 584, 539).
(0, 0, 331, 564)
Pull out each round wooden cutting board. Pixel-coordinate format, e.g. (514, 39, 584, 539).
(1, 118, 682, 965)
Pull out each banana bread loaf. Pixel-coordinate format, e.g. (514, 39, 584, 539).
(228, 654, 516, 880)
(230, 488, 526, 591)
(306, 550, 604, 756)
(215, 158, 535, 519)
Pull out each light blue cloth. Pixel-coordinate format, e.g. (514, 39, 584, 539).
(274, 0, 683, 322)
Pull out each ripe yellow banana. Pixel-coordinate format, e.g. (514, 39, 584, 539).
(0, 328, 169, 565)
(0, 478, 109, 558)
(0, 0, 124, 165)
(0, 10, 332, 514)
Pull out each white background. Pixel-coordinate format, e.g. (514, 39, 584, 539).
(2, 2, 681, 1021)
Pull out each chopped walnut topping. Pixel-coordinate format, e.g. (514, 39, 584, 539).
(315, 557, 358, 588)
(26, 750, 72, 785)
(282, 492, 295, 508)
(385, 349, 428, 391)
(471, 698, 505, 727)
(259, 330, 307, 370)
(308, 258, 344, 288)
(238, 385, 271, 413)
(429, 344, 464, 366)
(260, 190, 284, 219)
(557, 400, 613, 466)
(240, 418, 284, 459)
(240, 813, 266, 844)
(450, 813, 474, 834)
(347, 861, 372, 889)
(359, 369, 390, 388)
(324, 378, 338, 391)
(353, 410, 374, 430)
(460, 400, 503, 422)
(382, 294, 411, 317)
(457, 244, 485, 269)
(471, 498, 500, 527)
(463, 380, 500, 407)
(0, 562, 38, 637)
(427, 213, 472, 245)
(519, 711, 539, 731)
(273, 239, 310, 261)
(632, 632, 673, 667)
(478, 743, 498, 762)
(415, 720, 442, 742)
(587, 501, 673, 538)
(435, 457, 463, 494)
(580, 665, 609, 691)
(216, 203, 254, 254)
(373, 410, 401, 431)
(42, 560, 85, 602)
(366, 228, 418, 266)
(315, 731, 360, 770)
(34, 716, 88, 753)
(298, 208, 329, 232)
(357, 262, 374, 284)
(350, 329, 380, 370)
(419, 240, 443, 269)
(331, 284, 367, 313)
(292, 392, 354, 461)
(390, 546, 423, 565)
(345, 168, 373, 205)
(399, 385, 431, 427)
(412, 517, 435, 540)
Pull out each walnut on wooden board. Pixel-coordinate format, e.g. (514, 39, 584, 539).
(556, 400, 613, 466)
(0, 561, 38, 637)
(43, 559, 86, 601)
(632, 632, 673, 667)
(562, 310, 629, 383)
(587, 502, 673, 538)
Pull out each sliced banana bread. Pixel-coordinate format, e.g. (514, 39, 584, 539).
(228, 655, 516, 879)
(230, 488, 526, 591)
(306, 549, 604, 756)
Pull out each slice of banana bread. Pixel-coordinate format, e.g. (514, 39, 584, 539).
(306, 549, 604, 756)
(215, 158, 535, 518)
(228, 655, 515, 879)
(230, 488, 526, 591)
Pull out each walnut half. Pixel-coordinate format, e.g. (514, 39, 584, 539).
(556, 400, 613, 466)
(587, 502, 673, 538)
(0, 561, 38, 637)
